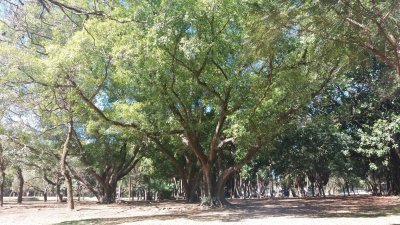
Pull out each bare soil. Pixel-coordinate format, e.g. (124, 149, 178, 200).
(1, 196, 400, 225)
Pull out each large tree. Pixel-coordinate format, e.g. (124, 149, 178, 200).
(56, 1, 342, 206)
(0, 0, 356, 206)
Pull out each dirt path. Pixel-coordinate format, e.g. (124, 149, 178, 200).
(1, 196, 400, 225)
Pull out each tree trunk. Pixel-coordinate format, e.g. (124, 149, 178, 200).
(128, 175, 132, 201)
(346, 182, 350, 196)
(98, 181, 118, 204)
(183, 169, 201, 202)
(0, 143, 5, 207)
(232, 175, 236, 199)
(200, 163, 227, 206)
(201, 165, 240, 207)
(64, 174, 74, 208)
(118, 183, 121, 199)
(56, 178, 63, 202)
(190, 138, 261, 207)
(270, 176, 274, 198)
(43, 189, 47, 202)
(16, 167, 24, 204)
(256, 174, 261, 199)
(202, 164, 213, 203)
(389, 148, 400, 195)
(100, 189, 116, 203)
(61, 117, 74, 210)
(0, 171, 4, 207)
(244, 180, 247, 199)
(184, 180, 199, 202)
(215, 167, 236, 206)
(77, 182, 81, 202)
(311, 182, 315, 197)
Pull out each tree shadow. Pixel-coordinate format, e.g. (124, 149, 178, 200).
(232, 196, 400, 218)
(53, 196, 400, 225)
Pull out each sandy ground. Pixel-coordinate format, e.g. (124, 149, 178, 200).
(1, 196, 400, 225)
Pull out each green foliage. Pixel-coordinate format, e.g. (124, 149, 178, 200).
(1, 0, 400, 200)
(358, 115, 400, 168)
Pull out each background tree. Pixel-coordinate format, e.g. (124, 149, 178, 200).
(69, 122, 144, 204)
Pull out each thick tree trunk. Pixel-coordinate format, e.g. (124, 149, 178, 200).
(199, 163, 221, 206)
(184, 169, 201, 202)
(389, 148, 400, 195)
(215, 167, 236, 206)
(151, 139, 199, 202)
(202, 165, 232, 206)
(202, 164, 214, 203)
(201, 165, 241, 207)
(16, 167, 24, 204)
(100, 189, 116, 203)
(97, 181, 118, 204)
(204, 147, 262, 207)
(184, 180, 200, 202)
(64, 173, 74, 208)
(188, 133, 261, 207)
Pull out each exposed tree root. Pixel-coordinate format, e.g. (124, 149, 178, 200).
(200, 197, 234, 208)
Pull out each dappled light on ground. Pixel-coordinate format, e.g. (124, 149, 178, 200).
(0, 196, 400, 225)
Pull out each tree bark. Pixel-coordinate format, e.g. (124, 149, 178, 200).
(61, 117, 74, 209)
(311, 182, 315, 197)
(0, 143, 5, 207)
(346, 182, 350, 196)
(0, 171, 4, 207)
(56, 177, 63, 202)
(16, 167, 24, 204)
(199, 145, 261, 207)
(183, 174, 201, 202)
(215, 167, 236, 206)
(320, 184, 325, 197)
(99, 183, 117, 204)
(389, 148, 400, 195)
(128, 175, 132, 201)
(201, 164, 215, 205)
(77, 182, 81, 202)
(43, 188, 48, 202)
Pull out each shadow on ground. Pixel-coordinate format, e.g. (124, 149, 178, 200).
(54, 196, 400, 225)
